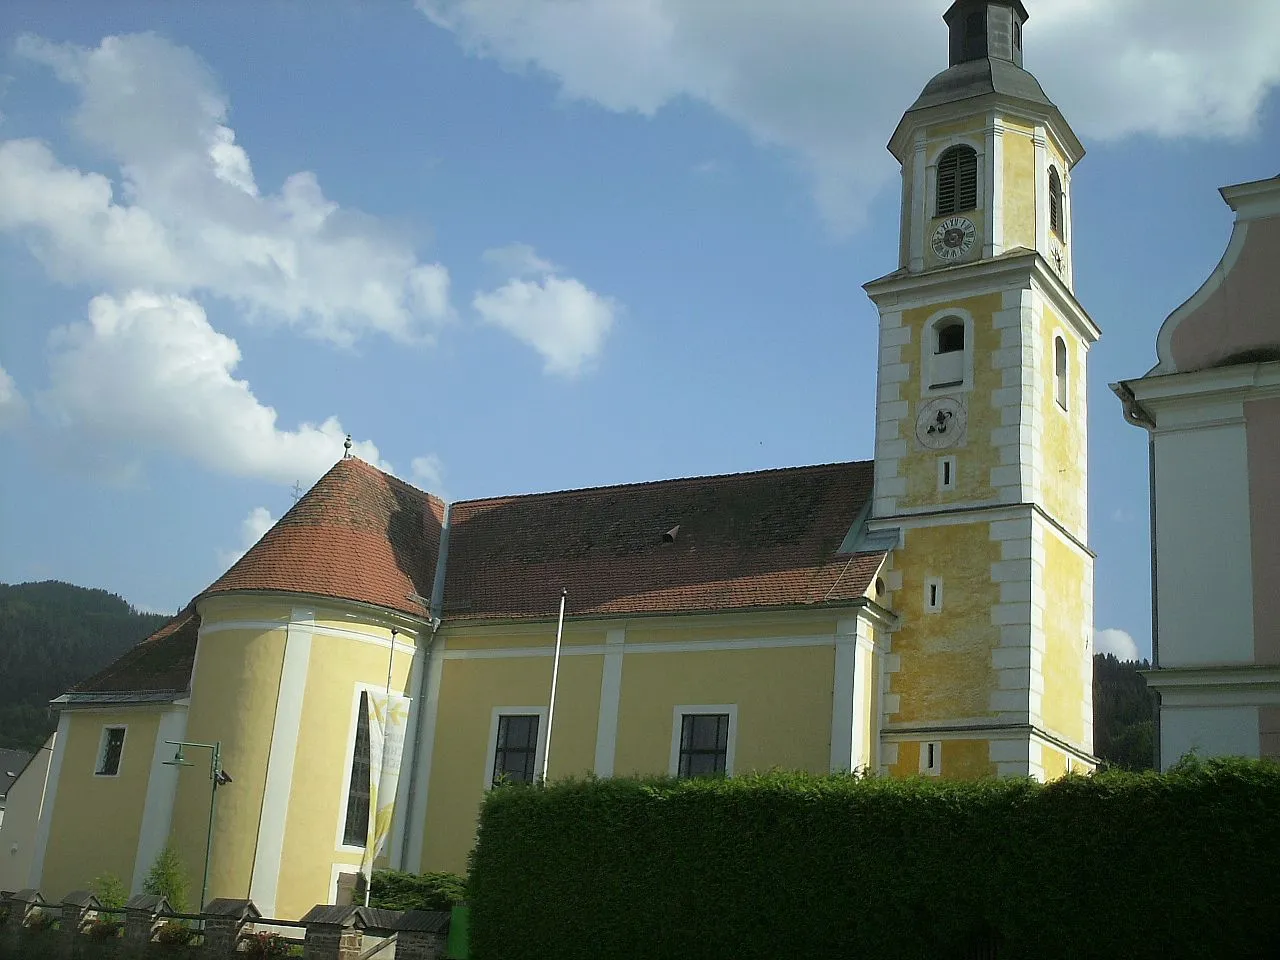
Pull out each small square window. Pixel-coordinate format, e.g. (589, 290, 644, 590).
(96, 726, 126, 776)
(921, 740, 942, 776)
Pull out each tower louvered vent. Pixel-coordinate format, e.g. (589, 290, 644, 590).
(937, 146, 978, 216)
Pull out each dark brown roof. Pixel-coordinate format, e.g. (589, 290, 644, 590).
(444, 460, 883, 620)
(72, 606, 199, 694)
(202, 457, 445, 619)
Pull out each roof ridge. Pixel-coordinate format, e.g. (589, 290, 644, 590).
(452, 459, 874, 509)
(316, 456, 447, 509)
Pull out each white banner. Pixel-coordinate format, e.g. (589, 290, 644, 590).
(360, 690, 411, 881)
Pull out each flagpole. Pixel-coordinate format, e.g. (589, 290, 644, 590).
(364, 626, 397, 908)
(542, 589, 567, 784)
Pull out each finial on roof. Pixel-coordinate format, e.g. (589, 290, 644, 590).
(344, 435, 353, 458)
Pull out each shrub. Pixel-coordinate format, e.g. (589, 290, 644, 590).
(24, 908, 55, 931)
(155, 921, 197, 946)
(369, 870, 467, 912)
(469, 759, 1280, 960)
(89, 873, 127, 910)
(242, 932, 292, 958)
(143, 841, 189, 913)
(85, 919, 120, 941)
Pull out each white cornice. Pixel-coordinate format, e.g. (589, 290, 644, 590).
(889, 92, 1084, 167)
(1143, 663, 1280, 693)
(1121, 361, 1280, 420)
(864, 249, 1100, 344)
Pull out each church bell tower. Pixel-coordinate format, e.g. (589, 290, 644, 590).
(864, 0, 1100, 780)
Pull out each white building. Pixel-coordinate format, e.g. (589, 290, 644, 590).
(1113, 175, 1280, 770)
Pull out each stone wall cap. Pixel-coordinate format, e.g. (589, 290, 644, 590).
(60, 891, 101, 909)
(124, 894, 171, 913)
(9, 890, 46, 905)
(300, 904, 365, 928)
(203, 898, 260, 919)
(393, 910, 451, 934)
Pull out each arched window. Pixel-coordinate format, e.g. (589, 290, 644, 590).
(1049, 166, 1065, 240)
(936, 146, 978, 217)
(931, 318, 967, 388)
(963, 11, 988, 60)
(1054, 336, 1069, 410)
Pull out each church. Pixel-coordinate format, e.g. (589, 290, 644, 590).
(21, 0, 1098, 919)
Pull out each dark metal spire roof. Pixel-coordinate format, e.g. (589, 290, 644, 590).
(906, 55, 1053, 115)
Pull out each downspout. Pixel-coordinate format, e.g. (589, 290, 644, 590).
(1113, 380, 1160, 768)
(399, 502, 451, 868)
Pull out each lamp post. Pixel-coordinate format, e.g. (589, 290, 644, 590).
(163, 740, 232, 913)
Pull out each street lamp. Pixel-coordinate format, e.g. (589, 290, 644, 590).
(163, 740, 232, 913)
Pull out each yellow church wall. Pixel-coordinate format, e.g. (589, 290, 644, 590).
(1041, 531, 1089, 746)
(172, 619, 286, 907)
(1040, 744, 1069, 781)
(419, 653, 604, 875)
(925, 117, 987, 154)
(1003, 125, 1037, 251)
(1040, 304, 1086, 535)
(273, 627, 415, 919)
(624, 614, 841, 646)
(613, 645, 835, 778)
(886, 522, 1001, 724)
(884, 739, 996, 780)
(39, 709, 161, 899)
(897, 291, 1006, 512)
(439, 621, 609, 652)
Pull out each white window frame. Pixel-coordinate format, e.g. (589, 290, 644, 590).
(921, 307, 976, 398)
(483, 706, 549, 790)
(938, 456, 957, 492)
(335, 683, 378, 854)
(925, 577, 944, 614)
(669, 704, 738, 778)
(920, 740, 943, 776)
(94, 724, 128, 778)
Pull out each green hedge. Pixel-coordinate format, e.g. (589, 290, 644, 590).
(468, 759, 1280, 960)
(369, 869, 467, 913)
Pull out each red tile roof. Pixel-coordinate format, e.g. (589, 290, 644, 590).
(202, 457, 445, 619)
(444, 460, 883, 620)
(73, 606, 199, 694)
(67, 458, 885, 694)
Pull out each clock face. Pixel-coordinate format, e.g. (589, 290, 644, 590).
(1050, 240, 1067, 276)
(915, 397, 967, 450)
(932, 217, 977, 262)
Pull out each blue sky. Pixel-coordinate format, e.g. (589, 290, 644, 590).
(1, 1, 1278, 662)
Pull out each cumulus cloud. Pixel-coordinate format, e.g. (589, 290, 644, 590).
(2, 33, 453, 345)
(410, 454, 446, 493)
(1095, 628, 1141, 662)
(0, 365, 27, 428)
(217, 506, 276, 568)
(418, 0, 1280, 227)
(475, 244, 617, 376)
(42, 291, 388, 484)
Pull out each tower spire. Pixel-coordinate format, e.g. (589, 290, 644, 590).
(944, 0, 1029, 68)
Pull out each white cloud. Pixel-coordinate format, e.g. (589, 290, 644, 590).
(42, 291, 388, 484)
(482, 242, 560, 278)
(410, 454, 446, 494)
(1095, 627, 1141, 661)
(0, 364, 26, 428)
(217, 505, 276, 568)
(418, 0, 1280, 227)
(2, 33, 453, 345)
(474, 244, 617, 376)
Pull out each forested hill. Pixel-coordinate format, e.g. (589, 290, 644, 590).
(0, 581, 170, 752)
(1093, 653, 1154, 770)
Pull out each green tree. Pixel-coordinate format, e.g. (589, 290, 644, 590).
(143, 842, 189, 913)
(90, 873, 128, 909)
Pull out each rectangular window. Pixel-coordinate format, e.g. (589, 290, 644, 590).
(342, 691, 371, 848)
(678, 713, 730, 778)
(921, 740, 942, 776)
(493, 714, 540, 785)
(95, 726, 126, 776)
(938, 456, 956, 492)
(925, 577, 944, 613)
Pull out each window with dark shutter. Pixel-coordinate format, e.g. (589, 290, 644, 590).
(936, 147, 978, 216)
(96, 727, 126, 776)
(343, 691, 371, 847)
(677, 714, 730, 778)
(493, 714, 540, 785)
(1049, 166, 1065, 239)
